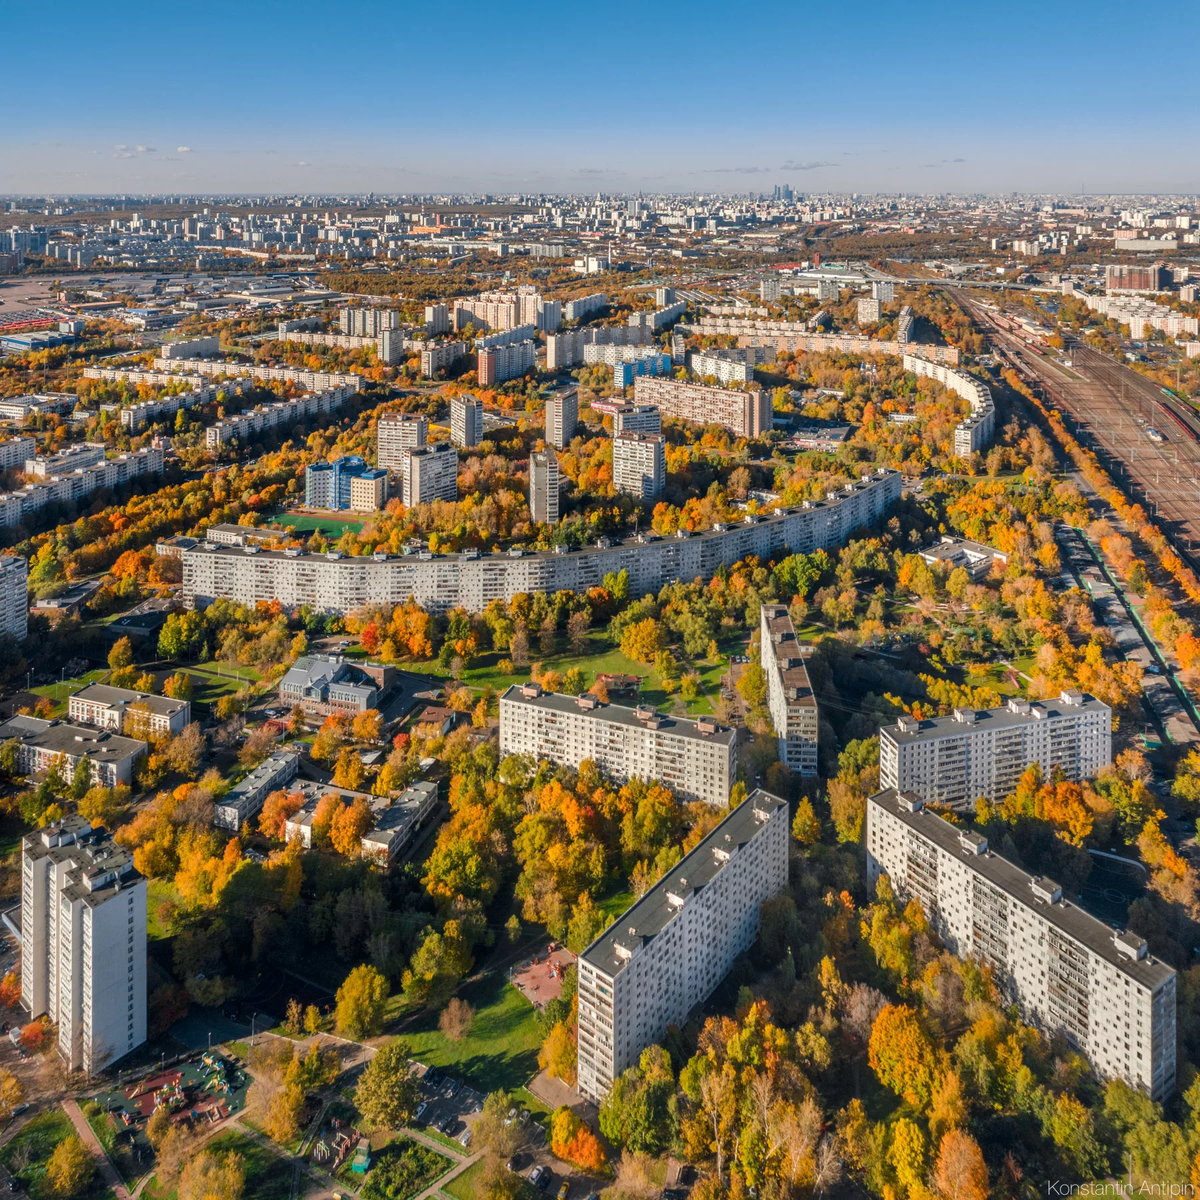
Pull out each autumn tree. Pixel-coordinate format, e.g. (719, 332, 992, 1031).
(438, 997, 474, 1041)
(539, 1021, 577, 1085)
(792, 798, 821, 845)
(620, 618, 665, 664)
(178, 1151, 244, 1200)
(45, 1136, 93, 1199)
(352, 709, 382, 742)
(259, 790, 304, 840)
(108, 636, 134, 672)
(330, 796, 373, 855)
(335, 964, 390, 1039)
(332, 748, 366, 792)
(868, 1004, 938, 1108)
(933, 1129, 988, 1200)
(0, 1070, 22, 1124)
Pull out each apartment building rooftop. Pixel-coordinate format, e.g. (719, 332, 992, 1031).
(501, 683, 736, 749)
(760, 604, 816, 708)
(24, 820, 141, 909)
(881, 691, 1109, 744)
(581, 790, 787, 977)
(871, 788, 1173, 990)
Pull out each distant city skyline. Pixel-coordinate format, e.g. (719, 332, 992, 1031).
(4, 0, 1198, 196)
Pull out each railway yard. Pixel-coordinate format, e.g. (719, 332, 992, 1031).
(965, 297, 1200, 566)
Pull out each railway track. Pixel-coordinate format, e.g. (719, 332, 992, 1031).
(957, 295, 1200, 574)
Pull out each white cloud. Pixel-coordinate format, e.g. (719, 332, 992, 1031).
(177, 146, 192, 153)
(135, 145, 155, 153)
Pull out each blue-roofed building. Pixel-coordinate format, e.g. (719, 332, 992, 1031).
(304, 455, 388, 511)
(614, 352, 672, 390)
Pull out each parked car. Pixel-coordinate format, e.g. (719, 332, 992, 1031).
(558, 1182, 570, 1200)
(458, 1128, 471, 1149)
(415, 1102, 428, 1122)
(530, 1167, 550, 1190)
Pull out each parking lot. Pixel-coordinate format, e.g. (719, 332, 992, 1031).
(413, 1066, 485, 1148)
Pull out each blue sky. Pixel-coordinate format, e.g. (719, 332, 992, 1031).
(3, 0, 1198, 196)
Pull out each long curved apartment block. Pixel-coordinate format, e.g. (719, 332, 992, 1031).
(184, 467, 901, 614)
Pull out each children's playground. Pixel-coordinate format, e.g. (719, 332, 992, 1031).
(88, 1052, 251, 1164)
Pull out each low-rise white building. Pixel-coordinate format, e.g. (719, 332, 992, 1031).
(867, 789, 1176, 1100)
(0, 714, 146, 787)
(69, 685, 190, 738)
(214, 749, 298, 831)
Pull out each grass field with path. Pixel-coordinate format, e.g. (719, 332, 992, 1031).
(1, 1109, 116, 1200)
(397, 631, 744, 718)
(403, 974, 541, 1095)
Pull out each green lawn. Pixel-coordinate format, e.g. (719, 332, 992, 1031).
(411, 1124, 466, 1155)
(80, 1101, 146, 1187)
(399, 632, 739, 717)
(206, 1130, 293, 1200)
(1, 1109, 116, 1200)
(274, 514, 366, 537)
(146, 879, 180, 940)
(30, 668, 109, 715)
(173, 662, 263, 706)
(443, 1159, 488, 1200)
(403, 975, 541, 1095)
(596, 890, 634, 920)
(445, 1159, 537, 1200)
(0, 811, 27, 858)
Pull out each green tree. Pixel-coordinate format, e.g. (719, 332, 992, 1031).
(599, 1046, 677, 1155)
(355, 1038, 420, 1128)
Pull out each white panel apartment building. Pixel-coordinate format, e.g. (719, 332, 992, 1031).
(0, 555, 27, 641)
(613, 432, 666, 500)
(759, 605, 818, 776)
(577, 791, 789, 1100)
(21, 817, 147, 1074)
(378, 412, 428, 497)
(184, 468, 900, 614)
(879, 692, 1111, 810)
(902, 354, 996, 457)
(545, 392, 578, 450)
(500, 683, 736, 807)
(867, 789, 1176, 1101)
(404, 443, 459, 507)
(451, 396, 483, 448)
